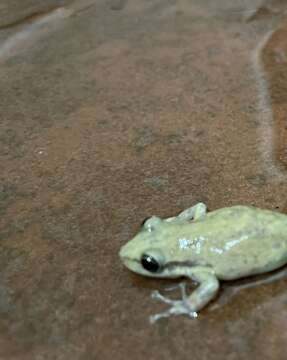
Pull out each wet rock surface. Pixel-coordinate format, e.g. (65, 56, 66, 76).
(1, 0, 287, 359)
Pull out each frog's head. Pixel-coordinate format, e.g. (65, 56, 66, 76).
(119, 216, 175, 278)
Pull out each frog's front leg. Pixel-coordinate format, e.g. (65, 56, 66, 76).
(150, 266, 219, 323)
(165, 202, 207, 223)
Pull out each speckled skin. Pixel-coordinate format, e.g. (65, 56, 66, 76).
(119, 204, 287, 321)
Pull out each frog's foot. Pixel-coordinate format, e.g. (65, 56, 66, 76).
(150, 283, 198, 323)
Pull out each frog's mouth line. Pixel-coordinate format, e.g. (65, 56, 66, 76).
(121, 257, 146, 273)
(121, 257, 137, 269)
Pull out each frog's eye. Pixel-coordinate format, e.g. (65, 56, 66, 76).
(140, 250, 165, 273)
(141, 254, 160, 272)
(142, 216, 162, 232)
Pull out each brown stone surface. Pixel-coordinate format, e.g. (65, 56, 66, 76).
(262, 18, 287, 169)
(1, 0, 287, 359)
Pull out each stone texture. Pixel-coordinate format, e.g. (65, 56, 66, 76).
(262, 18, 287, 169)
(0, 0, 287, 359)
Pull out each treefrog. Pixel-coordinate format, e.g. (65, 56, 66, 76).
(119, 203, 287, 322)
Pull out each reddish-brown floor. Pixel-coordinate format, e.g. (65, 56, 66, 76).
(1, 0, 287, 359)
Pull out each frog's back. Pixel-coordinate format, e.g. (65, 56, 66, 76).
(196, 206, 287, 280)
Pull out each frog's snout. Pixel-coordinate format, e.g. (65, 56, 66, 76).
(119, 244, 127, 259)
(119, 242, 139, 273)
(119, 237, 138, 259)
(119, 242, 133, 261)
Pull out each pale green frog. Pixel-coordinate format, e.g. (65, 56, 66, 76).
(119, 203, 287, 322)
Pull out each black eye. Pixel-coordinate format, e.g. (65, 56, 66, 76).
(141, 254, 160, 273)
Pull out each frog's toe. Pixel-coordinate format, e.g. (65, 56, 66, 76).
(150, 310, 170, 323)
(151, 290, 174, 305)
(178, 282, 188, 299)
(172, 299, 197, 317)
(150, 283, 198, 322)
(149, 299, 198, 323)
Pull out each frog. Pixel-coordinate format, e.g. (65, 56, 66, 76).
(119, 203, 287, 323)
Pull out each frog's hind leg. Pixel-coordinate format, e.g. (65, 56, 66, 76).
(210, 266, 287, 311)
(165, 202, 207, 223)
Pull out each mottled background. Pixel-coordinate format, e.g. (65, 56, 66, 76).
(1, 0, 287, 359)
